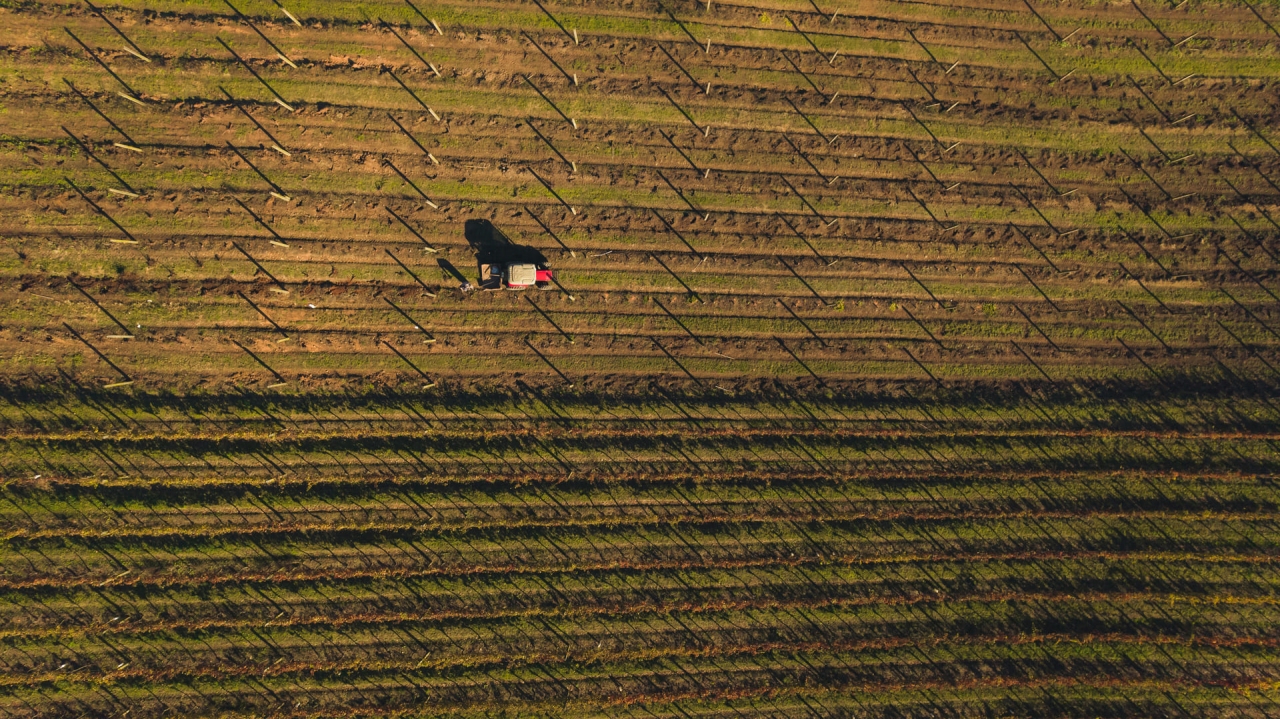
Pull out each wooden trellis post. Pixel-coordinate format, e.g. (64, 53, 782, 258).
(233, 197, 289, 247)
(63, 28, 143, 103)
(522, 75, 576, 129)
(655, 85, 709, 136)
(226, 141, 292, 201)
(65, 178, 139, 244)
(84, 0, 151, 61)
(62, 126, 138, 196)
(223, 0, 297, 67)
(522, 31, 577, 85)
(531, 0, 578, 45)
(64, 79, 142, 151)
(787, 16, 838, 64)
(222, 87, 292, 156)
(384, 159, 439, 208)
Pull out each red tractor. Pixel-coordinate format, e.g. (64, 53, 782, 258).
(480, 262, 553, 290)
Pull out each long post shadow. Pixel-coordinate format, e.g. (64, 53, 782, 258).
(383, 340, 435, 387)
(777, 213, 831, 264)
(1128, 116, 1191, 162)
(1011, 340, 1053, 381)
(385, 68, 439, 120)
(387, 113, 437, 163)
(521, 31, 576, 85)
(384, 159, 438, 208)
(1118, 263, 1176, 314)
(522, 74, 576, 128)
(1217, 320, 1280, 380)
(221, 87, 290, 155)
(1008, 182, 1065, 234)
(664, 5, 710, 50)
(901, 101, 956, 151)
(385, 206, 437, 251)
(1119, 147, 1182, 201)
(1013, 304, 1063, 351)
(1117, 337, 1165, 386)
(651, 208, 703, 258)
(1014, 264, 1061, 312)
(528, 119, 576, 172)
(68, 279, 133, 337)
(900, 262, 948, 309)
(653, 297, 703, 345)
(1220, 251, 1280, 304)
(775, 336, 825, 386)
(1013, 30, 1073, 81)
(1009, 223, 1060, 272)
(383, 296, 436, 342)
(1220, 288, 1280, 343)
(650, 253, 703, 303)
(385, 249, 436, 296)
(61, 127, 137, 195)
(526, 166, 577, 214)
(1118, 227, 1170, 276)
(651, 336, 703, 385)
(65, 178, 138, 243)
(85, 0, 151, 60)
(530, 0, 578, 44)
(525, 205, 575, 256)
(782, 133, 836, 184)
(525, 296, 575, 343)
(778, 174, 835, 226)
(656, 170, 707, 220)
(230, 339, 286, 386)
(233, 197, 288, 246)
(217, 36, 294, 110)
(904, 143, 957, 190)
(905, 185, 957, 230)
(777, 298, 825, 346)
(64, 323, 131, 385)
(655, 84, 709, 135)
(784, 97, 836, 144)
(1127, 76, 1191, 124)
(232, 241, 287, 291)
(223, 0, 297, 66)
(781, 50, 837, 103)
(63, 28, 139, 99)
(1233, 108, 1280, 157)
(1119, 187, 1185, 240)
(660, 130, 707, 178)
(383, 19, 437, 74)
(780, 255, 827, 305)
(903, 63, 939, 103)
(64, 79, 141, 150)
(524, 336, 574, 386)
(226, 141, 290, 200)
(237, 291, 289, 340)
(901, 305, 944, 348)
(654, 41, 710, 94)
(1016, 148, 1073, 195)
(1223, 177, 1280, 233)
(1226, 214, 1280, 263)
(1020, 0, 1068, 41)
(901, 346, 941, 386)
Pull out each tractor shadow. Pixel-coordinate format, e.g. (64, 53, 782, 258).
(465, 219, 548, 268)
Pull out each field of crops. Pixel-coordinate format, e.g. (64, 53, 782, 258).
(3, 0, 1280, 716)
